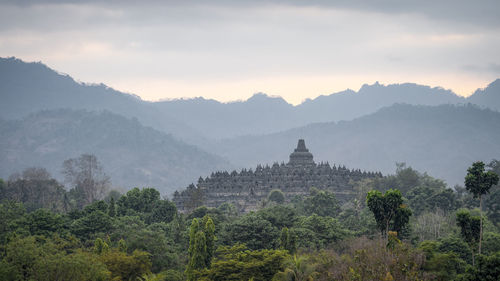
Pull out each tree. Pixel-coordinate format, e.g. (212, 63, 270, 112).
(258, 205, 298, 229)
(460, 251, 500, 281)
(464, 161, 499, 254)
(294, 214, 348, 249)
(94, 238, 110, 255)
(63, 154, 110, 207)
(99, 249, 152, 280)
(456, 209, 481, 265)
(186, 215, 216, 280)
(220, 212, 279, 250)
(366, 189, 412, 239)
(303, 188, 340, 217)
(117, 187, 168, 218)
(70, 210, 113, 240)
(195, 244, 289, 281)
(5, 168, 67, 212)
(108, 197, 116, 217)
(26, 208, 67, 237)
(147, 199, 177, 224)
(268, 189, 285, 204)
(279, 227, 297, 255)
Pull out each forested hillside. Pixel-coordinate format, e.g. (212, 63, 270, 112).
(1, 160, 499, 280)
(0, 109, 229, 193)
(215, 104, 500, 186)
(3, 58, 499, 141)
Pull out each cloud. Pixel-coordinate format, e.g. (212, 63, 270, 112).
(3, 0, 500, 27)
(463, 63, 500, 74)
(0, 0, 499, 103)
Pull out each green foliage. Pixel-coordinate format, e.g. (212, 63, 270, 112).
(456, 210, 481, 248)
(315, 236, 430, 281)
(407, 186, 458, 216)
(195, 244, 289, 281)
(71, 210, 113, 240)
(117, 187, 160, 215)
(465, 161, 499, 198)
(26, 208, 67, 237)
(186, 215, 217, 280)
(268, 189, 285, 204)
(303, 188, 340, 217)
(272, 254, 320, 281)
(118, 238, 127, 253)
(3, 168, 68, 212)
(220, 212, 280, 250)
(0, 201, 28, 244)
(37, 251, 111, 281)
(94, 238, 110, 254)
(116, 187, 177, 225)
(438, 235, 473, 264)
(1, 236, 110, 281)
(147, 199, 177, 224)
(99, 249, 152, 281)
(366, 189, 412, 238)
(372, 163, 445, 197)
(459, 251, 500, 281)
(162, 269, 184, 281)
(111, 216, 180, 272)
(108, 197, 116, 217)
(482, 232, 500, 256)
(294, 214, 349, 249)
(424, 252, 466, 281)
(258, 205, 298, 229)
(338, 207, 378, 237)
(279, 227, 297, 255)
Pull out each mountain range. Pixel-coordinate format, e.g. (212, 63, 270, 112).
(0, 109, 228, 193)
(1, 57, 500, 192)
(212, 103, 500, 186)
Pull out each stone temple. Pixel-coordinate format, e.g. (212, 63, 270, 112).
(173, 139, 381, 213)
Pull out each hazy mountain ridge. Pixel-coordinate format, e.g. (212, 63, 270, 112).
(155, 83, 468, 139)
(213, 103, 500, 186)
(467, 78, 500, 110)
(0, 109, 229, 195)
(0, 57, 205, 144)
(2, 57, 500, 189)
(4, 57, 500, 141)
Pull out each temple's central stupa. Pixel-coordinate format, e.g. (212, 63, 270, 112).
(288, 139, 314, 166)
(173, 139, 381, 213)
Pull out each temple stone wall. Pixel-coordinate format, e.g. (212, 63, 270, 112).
(173, 139, 381, 213)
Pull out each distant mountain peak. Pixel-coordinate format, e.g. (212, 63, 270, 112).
(246, 92, 290, 105)
(469, 78, 500, 108)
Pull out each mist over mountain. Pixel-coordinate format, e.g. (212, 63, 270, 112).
(0, 57, 204, 144)
(467, 79, 500, 111)
(213, 104, 500, 186)
(0, 109, 229, 195)
(155, 82, 467, 139)
(4, 57, 497, 142)
(2, 57, 500, 188)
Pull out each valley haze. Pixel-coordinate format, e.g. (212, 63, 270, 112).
(1, 57, 500, 195)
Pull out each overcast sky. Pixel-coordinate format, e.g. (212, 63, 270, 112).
(1, 0, 499, 104)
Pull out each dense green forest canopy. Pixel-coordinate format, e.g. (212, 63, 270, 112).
(1, 160, 500, 280)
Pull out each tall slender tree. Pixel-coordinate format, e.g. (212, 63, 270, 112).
(465, 161, 499, 254)
(186, 215, 216, 280)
